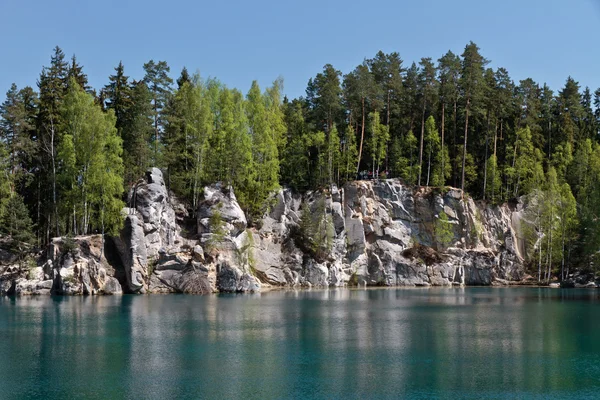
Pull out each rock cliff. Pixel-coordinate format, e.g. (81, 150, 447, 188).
(1, 169, 528, 295)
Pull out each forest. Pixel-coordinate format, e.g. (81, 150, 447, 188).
(1, 42, 600, 278)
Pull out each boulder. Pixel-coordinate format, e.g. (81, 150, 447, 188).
(197, 183, 247, 236)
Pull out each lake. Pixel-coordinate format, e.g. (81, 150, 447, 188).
(1, 288, 600, 399)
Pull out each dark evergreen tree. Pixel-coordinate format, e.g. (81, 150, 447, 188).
(142, 60, 174, 165)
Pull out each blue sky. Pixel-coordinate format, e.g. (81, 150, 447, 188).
(1, 0, 599, 100)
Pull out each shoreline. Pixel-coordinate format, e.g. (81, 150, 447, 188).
(2, 281, 593, 298)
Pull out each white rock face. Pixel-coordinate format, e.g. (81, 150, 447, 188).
(114, 168, 202, 293)
(0, 175, 528, 296)
(196, 180, 526, 289)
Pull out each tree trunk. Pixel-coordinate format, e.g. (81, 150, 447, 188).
(154, 97, 159, 165)
(461, 98, 470, 195)
(482, 110, 491, 200)
(561, 223, 566, 281)
(418, 99, 426, 186)
(492, 121, 498, 202)
(441, 102, 445, 186)
(356, 97, 366, 173)
(548, 120, 552, 162)
(453, 99, 458, 187)
(426, 147, 432, 186)
(51, 119, 59, 237)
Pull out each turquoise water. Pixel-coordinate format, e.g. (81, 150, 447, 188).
(1, 288, 600, 399)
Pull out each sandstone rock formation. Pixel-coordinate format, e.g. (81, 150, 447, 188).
(1, 169, 530, 296)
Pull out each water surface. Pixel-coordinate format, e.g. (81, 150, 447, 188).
(1, 288, 600, 399)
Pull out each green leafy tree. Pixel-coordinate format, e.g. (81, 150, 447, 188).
(423, 115, 440, 186)
(368, 112, 389, 177)
(244, 80, 282, 217)
(340, 124, 359, 184)
(58, 78, 124, 236)
(484, 155, 501, 203)
(395, 130, 419, 185)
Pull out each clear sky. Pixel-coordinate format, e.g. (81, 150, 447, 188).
(1, 0, 599, 100)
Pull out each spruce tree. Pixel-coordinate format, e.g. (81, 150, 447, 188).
(37, 46, 68, 238)
(142, 60, 174, 166)
(104, 61, 132, 137)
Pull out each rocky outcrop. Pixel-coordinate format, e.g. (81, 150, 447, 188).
(113, 168, 208, 293)
(1, 170, 529, 296)
(0, 236, 122, 296)
(197, 180, 527, 290)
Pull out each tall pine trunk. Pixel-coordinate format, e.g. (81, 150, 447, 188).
(440, 102, 445, 186)
(418, 99, 426, 186)
(356, 98, 366, 173)
(492, 121, 498, 202)
(461, 98, 470, 195)
(50, 117, 59, 237)
(482, 110, 490, 200)
(453, 99, 458, 187)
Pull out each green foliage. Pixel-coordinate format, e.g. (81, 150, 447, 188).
(235, 229, 257, 274)
(61, 235, 77, 256)
(367, 112, 389, 175)
(484, 155, 501, 203)
(121, 81, 154, 186)
(3, 43, 600, 281)
(209, 209, 226, 239)
(0, 194, 34, 247)
(58, 78, 124, 236)
(142, 60, 173, 167)
(434, 211, 454, 250)
(0, 144, 11, 215)
(395, 130, 419, 184)
(242, 80, 283, 217)
(299, 198, 334, 261)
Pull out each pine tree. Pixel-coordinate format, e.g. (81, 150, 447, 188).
(0, 144, 10, 216)
(417, 57, 437, 185)
(306, 64, 343, 133)
(459, 42, 488, 193)
(142, 60, 173, 166)
(37, 46, 68, 238)
(0, 194, 34, 257)
(104, 61, 132, 137)
(176, 67, 191, 89)
(67, 55, 90, 92)
(281, 99, 307, 190)
(122, 81, 153, 186)
(437, 51, 461, 186)
(0, 84, 36, 192)
(343, 62, 377, 173)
